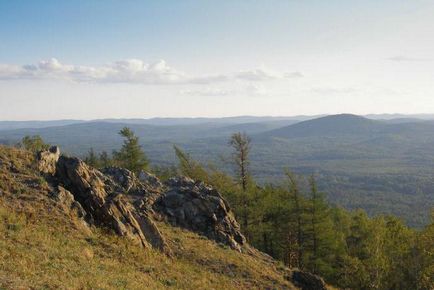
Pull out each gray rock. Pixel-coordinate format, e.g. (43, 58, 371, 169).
(138, 171, 163, 190)
(156, 176, 246, 251)
(36, 147, 247, 255)
(101, 167, 137, 193)
(51, 185, 87, 218)
(54, 155, 171, 255)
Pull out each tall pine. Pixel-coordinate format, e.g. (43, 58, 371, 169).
(113, 127, 149, 173)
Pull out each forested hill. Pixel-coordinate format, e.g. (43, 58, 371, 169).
(1, 114, 434, 227)
(259, 114, 385, 138)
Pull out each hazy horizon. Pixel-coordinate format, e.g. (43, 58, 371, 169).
(3, 112, 434, 122)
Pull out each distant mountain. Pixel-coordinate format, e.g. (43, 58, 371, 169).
(259, 114, 385, 139)
(1, 114, 431, 131)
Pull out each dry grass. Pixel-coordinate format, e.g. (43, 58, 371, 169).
(0, 145, 295, 289)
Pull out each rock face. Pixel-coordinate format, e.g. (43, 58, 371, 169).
(54, 156, 170, 253)
(138, 171, 163, 191)
(155, 176, 246, 251)
(36, 147, 245, 254)
(51, 185, 86, 219)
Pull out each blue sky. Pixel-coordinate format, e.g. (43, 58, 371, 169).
(1, 1, 434, 120)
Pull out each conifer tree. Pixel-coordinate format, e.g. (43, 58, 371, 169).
(229, 132, 251, 234)
(305, 175, 335, 275)
(113, 127, 149, 173)
(285, 171, 305, 268)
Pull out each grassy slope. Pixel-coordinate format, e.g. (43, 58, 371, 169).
(0, 146, 295, 290)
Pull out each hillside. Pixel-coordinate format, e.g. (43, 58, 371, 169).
(0, 145, 326, 289)
(260, 114, 385, 138)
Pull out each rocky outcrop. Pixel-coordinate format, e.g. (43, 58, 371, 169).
(54, 156, 170, 253)
(138, 171, 163, 191)
(37, 146, 60, 175)
(36, 148, 245, 254)
(35, 148, 171, 254)
(155, 176, 246, 251)
(101, 167, 140, 194)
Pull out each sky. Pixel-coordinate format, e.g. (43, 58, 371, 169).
(1, 0, 434, 120)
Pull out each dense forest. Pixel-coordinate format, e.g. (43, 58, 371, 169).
(21, 131, 434, 289)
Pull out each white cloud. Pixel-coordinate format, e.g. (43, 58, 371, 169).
(0, 58, 302, 85)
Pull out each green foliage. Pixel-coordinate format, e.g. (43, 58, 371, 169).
(20, 135, 49, 152)
(412, 210, 434, 289)
(83, 149, 113, 169)
(152, 164, 178, 181)
(229, 132, 251, 192)
(171, 147, 434, 290)
(112, 127, 149, 173)
(174, 145, 209, 182)
(304, 176, 336, 275)
(98, 151, 113, 168)
(84, 148, 100, 168)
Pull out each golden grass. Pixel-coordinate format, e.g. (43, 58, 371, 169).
(0, 145, 295, 289)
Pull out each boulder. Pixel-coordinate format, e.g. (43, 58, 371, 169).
(36, 146, 60, 175)
(155, 176, 246, 251)
(290, 269, 327, 290)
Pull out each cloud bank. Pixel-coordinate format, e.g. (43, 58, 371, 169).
(0, 58, 302, 85)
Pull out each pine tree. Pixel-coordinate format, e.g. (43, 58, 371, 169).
(305, 175, 335, 276)
(285, 171, 305, 268)
(229, 132, 251, 235)
(113, 127, 149, 173)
